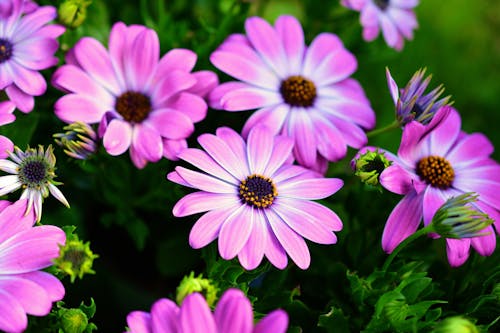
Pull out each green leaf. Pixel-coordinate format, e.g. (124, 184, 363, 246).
(318, 306, 350, 333)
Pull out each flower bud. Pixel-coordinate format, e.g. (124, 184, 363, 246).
(432, 316, 479, 333)
(54, 122, 97, 160)
(58, 0, 92, 29)
(352, 149, 391, 187)
(176, 272, 218, 307)
(59, 308, 89, 333)
(431, 193, 493, 239)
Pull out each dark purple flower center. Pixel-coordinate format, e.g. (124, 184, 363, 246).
(0, 38, 13, 63)
(239, 174, 277, 208)
(416, 155, 455, 189)
(280, 75, 317, 107)
(115, 91, 152, 123)
(20, 160, 47, 185)
(374, 0, 390, 10)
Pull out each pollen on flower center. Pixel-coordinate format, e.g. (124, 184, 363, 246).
(19, 160, 48, 186)
(0, 38, 13, 63)
(239, 174, 278, 208)
(280, 75, 317, 107)
(416, 155, 455, 189)
(374, 0, 390, 11)
(115, 91, 152, 123)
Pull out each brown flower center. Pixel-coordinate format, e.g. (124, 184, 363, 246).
(239, 174, 278, 208)
(280, 75, 317, 107)
(115, 91, 152, 123)
(416, 155, 455, 189)
(0, 39, 13, 63)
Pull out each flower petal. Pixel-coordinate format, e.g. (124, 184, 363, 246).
(238, 209, 267, 270)
(275, 15, 305, 74)
(218, 205, 254, 260)
(179, 293, 216, 333)
(148, 109, 194, 140)
(151, 298, 179, 333)
(174, 166, 235, 194)
(446, 238, 471, 267)
(214, 289, 253, 333)
(189, 207, 237, 249)
(173, 192, 238, 217)
(254, 309, 289, 333)
(103, 119, 133, 156)
(279, 178, 343, 200)
(126, 311, 151, 333)
(0, 289, 27, 333)
(246, 125, 274, 175)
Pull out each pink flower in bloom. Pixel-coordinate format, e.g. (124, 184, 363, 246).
(376, 106, 500, 266)
(209, 15, 374, 173)
(52, 22, 218, 168)
(125, 288, 288, 333)
(341, 0, 419, 51)
(0, 199, 66, 333)
(0, 0, 64, 113)
(168, 126, 343, 270)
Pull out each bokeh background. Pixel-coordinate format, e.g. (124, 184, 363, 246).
(1, 0, 498, 331)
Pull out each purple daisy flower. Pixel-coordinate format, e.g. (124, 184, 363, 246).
(341, 0, 419, 51)
(376, 106, 499, 266)
(52, 22, 218, 168)
(125, 288, 288, 333)
(0, 0, 64, 113)
(167, 125, 343, 270)
(0, 199, 66, 333)
(209, 15, 374, 173)
(386, 68, 452, 126)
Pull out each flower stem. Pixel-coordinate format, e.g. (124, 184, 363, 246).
(367, 120, 400, 139)
(381, 225, 434, 273)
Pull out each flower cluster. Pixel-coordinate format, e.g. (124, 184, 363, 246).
(0, 0, 498, 332)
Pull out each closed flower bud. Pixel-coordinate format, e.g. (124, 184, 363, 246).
(431, 193, 493, 239)
(54, 232, 99, 283)
(58, 0, 92, 29)
(176, 272, 218, 307)
(432, 316, 479, 333)
(54, 122, 97, 160)
(60, 308, 89, 333)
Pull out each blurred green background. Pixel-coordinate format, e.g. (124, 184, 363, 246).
(4, 0, 498, 331)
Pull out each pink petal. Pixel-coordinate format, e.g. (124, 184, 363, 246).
(215, 127, 248, 171)
(246, 125, 274, 174)
(218, 205, 254, 260)
(316, 98, 375, 129)
(166, 170, 193, 188)
(189, 208, 237, 249)
(245, 16, 287, 77)
(265, 209, 310, 269)
(5, 85, 34, 113)
(0, 200, 35, 244)
(263, 220, 288, 269)
(275, 15, 305, 74)
(326, 114, 369, 149)
(453, 179, 500, 210)
(287, 109, 317, 168)
(446, 238, 471, 267)
(382, 191, 423, 253)
(52, 65, 115, 105)
(198, 133, 248, 180)
(179, 293, 216, 333)
(73, 37, 120, 95)
(272, 165, 317, 184)
(0, 226, 65, 274)
(155, 48, 197, 79)
(446, 133, 494, 168)
(147, 109, 194, 140)
(221, 86, 281, 111)
(263, 136, 294, 177)
(132, 123, 163, 162)
(0, 135, 14, 158)
(126, 311, 152, 333)
(209, 81, 249, 110)
(379, 164, 414, 195)
(0, 289, 27, 333)
(174, 166, 235, 193)
(12, 6, 57, 40)
(210, 50, 279, 90)
(278, 178, 343, 200)
(254, 309, 289, 333)
(13, 38, 58, 69)
(429, 107, 461, 156)
(386, 68, 399, 104)
(278, 198, 343, 231)
(54, 94, 107, 124)
(187, 70, 219, 98)
(311, 47, 357, 86)
(272, 203, 337, 244)
(103, 120, 133, 156)
(152, 71, 197, 106)
(215, 289, 253, 333)
(0, 276, 52, 316)
(162, 138, 187, 161)
(238, 209, 267, 270)
(303, 33, 344, 77)
(422, 187, 448, 226)
(173, 192, 238, 217)
(470, 225, 496, 256)
(9, 63, 46, 96)
(310, 113, 347, 161)
(167, 92, 207, 123)
(124, 29, 159, 90)
(379, 14, 401, 49)
(241, 104, 289, 138)
(151, 298, 179, 333)
(18, 271, 64, 302)
(177, 148, 238, 184)
(129, 144, 148, 169)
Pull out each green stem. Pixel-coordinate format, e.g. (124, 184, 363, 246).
(367, 120, 400, 139)
(381, 225, 434, 273)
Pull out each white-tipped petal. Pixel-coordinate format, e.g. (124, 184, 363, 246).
(48, 183, 70, 208)
(0, 160, 19, 174)
(0, 178, 22, 196)
(33, 190, 43, 222)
